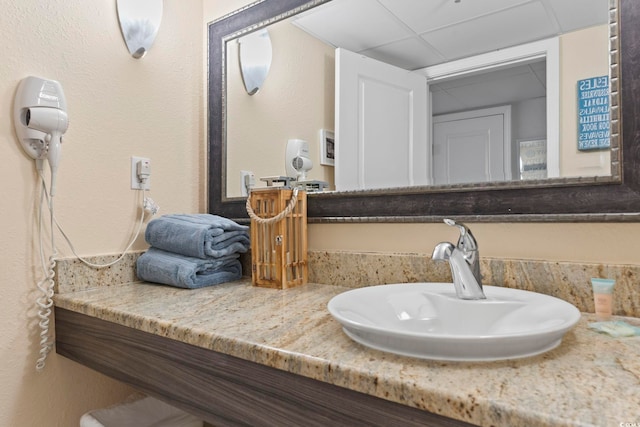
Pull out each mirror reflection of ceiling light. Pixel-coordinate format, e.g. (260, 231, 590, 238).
(238, 29, 273, 95)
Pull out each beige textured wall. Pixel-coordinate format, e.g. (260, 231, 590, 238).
(0, 1, 631, 425)
(307, 222, 640, 265)
(560, 24, 611, 177)
(0, 0, 203, 425)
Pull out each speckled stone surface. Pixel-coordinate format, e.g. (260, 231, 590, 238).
(482, 258, 640, 317)
(55, 251, 251, 294)
(57, 250, 639, 318)
(55, 279, 640, 427)
(309, 251, 640, 317)
(54, 251, 640, 425)
(55, 251, 143, 294)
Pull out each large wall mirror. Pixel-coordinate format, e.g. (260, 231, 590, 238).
(208, 0, 640, 222)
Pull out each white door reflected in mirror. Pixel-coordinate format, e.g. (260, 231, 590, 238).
(116, 0, 163, 59)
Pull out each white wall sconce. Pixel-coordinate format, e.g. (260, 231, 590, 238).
(116, 0, 163, 59)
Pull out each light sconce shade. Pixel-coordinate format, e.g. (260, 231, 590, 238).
(116, 0, 163, 59)
(238, 29, 273, 95)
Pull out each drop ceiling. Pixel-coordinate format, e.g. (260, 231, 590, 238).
(291, 0, 608, 115)
(292, 0, 609, 71)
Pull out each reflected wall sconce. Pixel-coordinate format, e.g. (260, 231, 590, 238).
(238, 29, 273, 95)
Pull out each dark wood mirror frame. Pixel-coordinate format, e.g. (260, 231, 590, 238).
(208, 0, 640, 223)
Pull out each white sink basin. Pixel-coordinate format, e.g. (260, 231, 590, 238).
(328, 283, 581, 361)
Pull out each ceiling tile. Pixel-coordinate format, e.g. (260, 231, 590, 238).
(421, 2, 557, 61)
(292, 0, 608, 70)
(292, 0, 410, 52)
(529, 61, 547, 88)
(361, 37, 446, 70)
(379, 0, 530, 35)
(443, 72, 546, 109)
(544, 0, 608, 33)
(431, 89, 468, 115)
(431, 61, 547, 115)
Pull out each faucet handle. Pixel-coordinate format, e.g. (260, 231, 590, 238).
(443, 218, 478, 252)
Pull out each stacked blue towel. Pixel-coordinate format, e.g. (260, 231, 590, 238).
(136, 214, 250, 289)
(137, 248, 243, 289)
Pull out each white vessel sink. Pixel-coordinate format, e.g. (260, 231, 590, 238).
(328, 283, 581, 361)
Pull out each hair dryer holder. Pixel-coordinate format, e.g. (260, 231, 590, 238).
(285, 139, 312, 181)
(14, 76, 69, 195)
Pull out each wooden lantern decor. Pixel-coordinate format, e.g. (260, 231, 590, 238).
(246, 188, 308, 289)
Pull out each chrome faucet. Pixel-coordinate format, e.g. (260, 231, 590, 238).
(432, 218, 486, 300)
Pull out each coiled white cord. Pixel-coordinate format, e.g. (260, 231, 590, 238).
(35, 176, 56, 372)
(34, 170, 153, 371)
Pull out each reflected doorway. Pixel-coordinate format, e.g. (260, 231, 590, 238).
(433, 105, 512, 185)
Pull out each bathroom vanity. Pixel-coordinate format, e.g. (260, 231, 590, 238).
(54, 277, 640, 427)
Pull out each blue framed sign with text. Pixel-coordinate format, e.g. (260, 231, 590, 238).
(577, 75, 610, 151)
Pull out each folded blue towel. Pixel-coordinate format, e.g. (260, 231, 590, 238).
(207, 230, 251, 258)
(136, 247, 242, 289)
(145, 214, 250, 259)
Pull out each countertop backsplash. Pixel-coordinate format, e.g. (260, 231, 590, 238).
(55, 250, 640, 317)
(54, 251, 143, 294)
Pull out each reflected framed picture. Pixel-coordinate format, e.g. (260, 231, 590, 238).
(518, 139, 547, 180)
(319, 129, 335, 166)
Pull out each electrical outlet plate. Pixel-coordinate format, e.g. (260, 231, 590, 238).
(131, 156, 151, 190)
(240, 170, 254, 197)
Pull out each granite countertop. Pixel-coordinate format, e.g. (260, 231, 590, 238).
(54, 279, 640, 427)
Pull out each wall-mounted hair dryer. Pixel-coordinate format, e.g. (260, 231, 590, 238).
(285, 139, 313, 181)
(14, 76, 69, 196)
